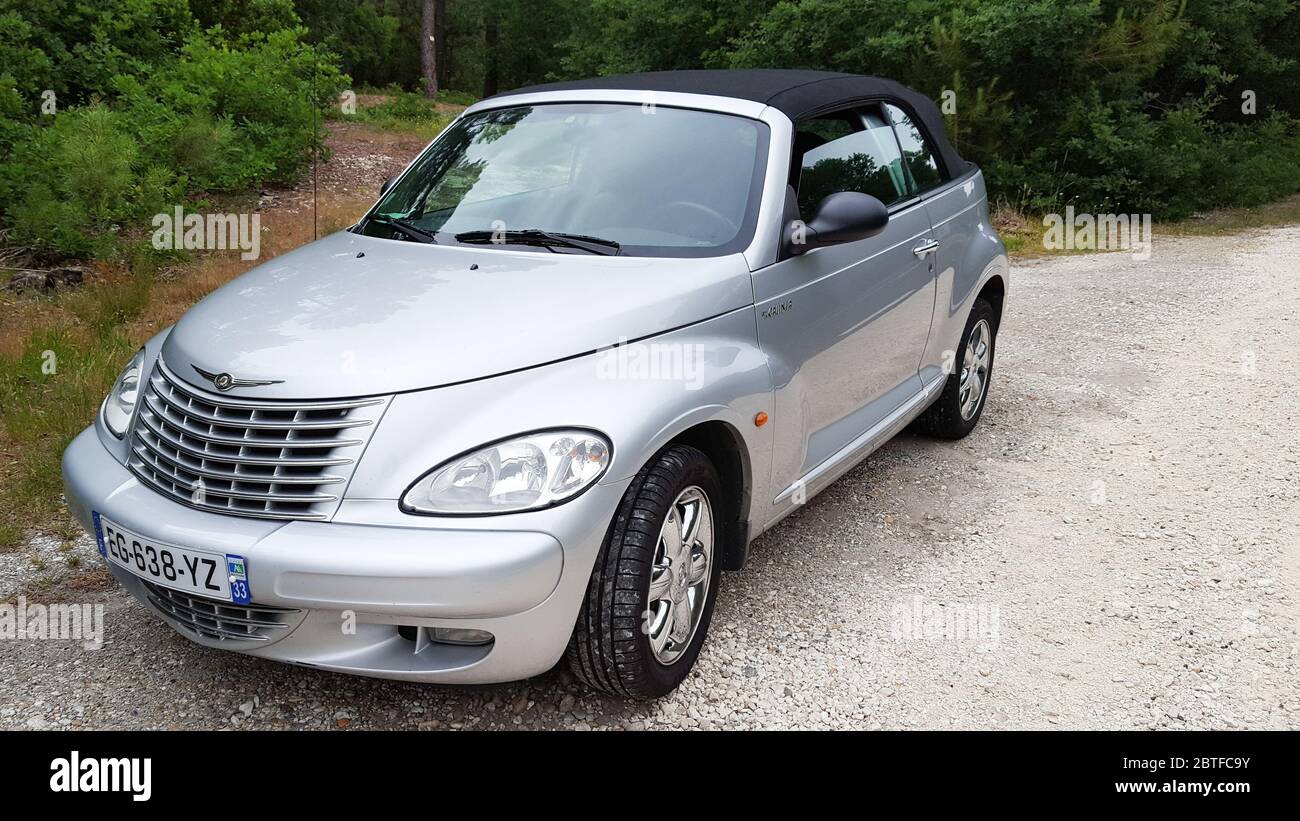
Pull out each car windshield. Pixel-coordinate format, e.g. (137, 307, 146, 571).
(359, 103, 769, 257)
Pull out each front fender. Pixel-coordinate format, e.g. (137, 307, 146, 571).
(344, 307, 774, 516)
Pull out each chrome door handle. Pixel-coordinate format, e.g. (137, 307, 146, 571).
(913, 239, 940, 257)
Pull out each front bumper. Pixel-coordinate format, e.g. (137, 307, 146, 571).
(62, 427, 628, 683)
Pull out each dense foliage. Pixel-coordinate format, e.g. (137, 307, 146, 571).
(320, 0, 1300, 218)
(2, 0, 1299, 264)
(0, 0, 346, 260)
(559, 0, 1300, 217)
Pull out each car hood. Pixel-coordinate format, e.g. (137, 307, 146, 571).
(161, 231, 754, 399)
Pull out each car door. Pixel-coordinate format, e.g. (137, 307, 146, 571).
(752, 104, 937, 508)
(883, 102, 975, 389)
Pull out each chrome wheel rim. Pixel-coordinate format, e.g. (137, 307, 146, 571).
(646, 486, 714, 665)
(959, 319, 992, 421)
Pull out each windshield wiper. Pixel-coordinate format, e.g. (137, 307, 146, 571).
(367, 214, 438, 244)
(454, 228, 620, 256)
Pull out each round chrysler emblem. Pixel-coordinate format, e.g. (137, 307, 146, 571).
(213, 373, 234, 391)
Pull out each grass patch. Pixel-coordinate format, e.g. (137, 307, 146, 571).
(991, 208, 1040, 257)
(0, 307, 140, 525)
(337, 91, 464, 139)
(0, 195, 373, 539)
(1158, 194, 1300, 237)
(996, 195, 1300, 260)
(0, 522, 24, 552)
(19, 566, 117, 604)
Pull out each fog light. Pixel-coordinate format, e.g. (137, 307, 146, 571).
(431, 627, 494, 646)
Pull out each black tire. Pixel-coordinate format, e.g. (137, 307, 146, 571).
(566, 444, 724, 699)
(912, 298, 997, 439)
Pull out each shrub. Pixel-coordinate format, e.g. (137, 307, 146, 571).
(341, 91, 460, 137)
(0, 0, 196, 104)
(3, 104, 181, 259)
(0, 19, 347, 261)
(115, 28, 348, 189)
(597, 0, 1300, 217)
(0, 11, 56, 99)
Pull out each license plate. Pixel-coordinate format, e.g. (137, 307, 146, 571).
(93, 512, 250, 604)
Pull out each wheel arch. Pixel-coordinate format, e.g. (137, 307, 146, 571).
(666, 420, 754, 571)
(977, 274, 1006, 329)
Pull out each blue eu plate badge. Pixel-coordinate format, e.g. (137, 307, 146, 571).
(91, 511, 107, 557)
(227, 555, 251, 605)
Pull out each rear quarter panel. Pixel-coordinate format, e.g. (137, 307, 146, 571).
(918, 168, 1009, 387)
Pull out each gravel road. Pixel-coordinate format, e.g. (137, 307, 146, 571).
(4, 226, 1298, 730)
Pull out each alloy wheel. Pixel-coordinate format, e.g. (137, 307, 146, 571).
(959, 318, 992, 420)
(645, 486, 714, 665)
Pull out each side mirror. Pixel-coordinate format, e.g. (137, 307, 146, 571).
(784, 191, 889, 256)
(380, 175, 397, 196)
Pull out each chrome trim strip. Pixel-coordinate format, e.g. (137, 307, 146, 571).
(128, 468, 331, 520)
(131, 444, 345, 486)
(141, 403, 364, 449)
(157, 360, 384, 411)
(135, 413, 354, 468)
(145, 387, 373, 431)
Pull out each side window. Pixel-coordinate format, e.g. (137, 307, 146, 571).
(790, 115, 854, 184)
(796, 106, 910, 217)
(796, 116, 855, 145)
(885, 103, 944, 192)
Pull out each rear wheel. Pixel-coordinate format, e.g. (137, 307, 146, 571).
(566, 445, 723, 698)
(913, 298, 997, 439)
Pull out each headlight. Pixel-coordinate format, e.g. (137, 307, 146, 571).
(401, 429, 611, 515)
(101, 348, 145, 438)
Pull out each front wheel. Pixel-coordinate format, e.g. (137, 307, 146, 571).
(566, 444, 724, 698)
(913, 297, 997, 439)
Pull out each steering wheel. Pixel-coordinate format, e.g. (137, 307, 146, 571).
(651, 200, 739, 242)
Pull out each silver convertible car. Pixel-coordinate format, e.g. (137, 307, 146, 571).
(63, 70, 1007, 698)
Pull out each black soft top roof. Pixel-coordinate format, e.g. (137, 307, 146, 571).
(493, 69, 965, 176)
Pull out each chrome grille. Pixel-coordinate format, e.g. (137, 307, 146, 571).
(142, 579, 302, 643)
(128, 360, 387, 521)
